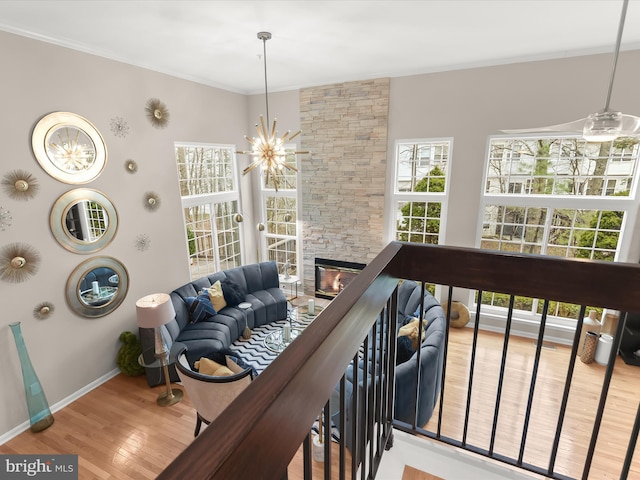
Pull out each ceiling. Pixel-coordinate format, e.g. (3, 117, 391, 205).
(1, 0, 639, 95)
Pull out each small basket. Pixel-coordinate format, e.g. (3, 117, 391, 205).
(580, 331, 598, 364)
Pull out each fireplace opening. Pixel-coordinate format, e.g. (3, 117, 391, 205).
(315, 258, 366, 300)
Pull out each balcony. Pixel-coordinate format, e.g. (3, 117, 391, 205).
(158, 242, 640, 480)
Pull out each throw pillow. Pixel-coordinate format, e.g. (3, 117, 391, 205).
(194, 357, 234, 377)
(184, 294, 217, 323)
(208, 280, 227, 311)
(221, 278, 245, 306)
(396, 317, 428, 364)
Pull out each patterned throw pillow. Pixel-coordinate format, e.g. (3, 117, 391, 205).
(184, 293, 217, 323)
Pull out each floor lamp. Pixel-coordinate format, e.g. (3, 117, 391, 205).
(136, 293, 183, 407)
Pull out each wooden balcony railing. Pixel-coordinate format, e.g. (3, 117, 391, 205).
(158, 242, 640, 480)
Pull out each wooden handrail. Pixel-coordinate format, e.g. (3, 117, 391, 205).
(158, 242, 640, 479)
(158, 242, 403, 479)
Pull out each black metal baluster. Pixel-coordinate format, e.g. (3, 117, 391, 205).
(620, 400, 640, 480)
(462, 289, 483, 447)
(517, 299, 550, 465)
(489, 294, 515, 456)
(547, 305, 586, 476)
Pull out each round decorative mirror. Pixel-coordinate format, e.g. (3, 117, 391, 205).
(66, 256, 129, 318)
(50, 189, 118, 254)
(32, 112, 107, 184)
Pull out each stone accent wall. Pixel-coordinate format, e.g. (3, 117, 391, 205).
(299, 78, 390, 293)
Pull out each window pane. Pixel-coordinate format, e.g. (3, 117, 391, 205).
(184, 204, 216, 278)
(486, 137, 639, 196)
(176, 145, 235, 195)
(265, 195, 297, 275)
(396, 141, 448, 193)
(395, 201, 441, 244)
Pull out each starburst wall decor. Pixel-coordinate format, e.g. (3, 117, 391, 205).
(145, 98, 170, 129)
(110, 116, 129, 138)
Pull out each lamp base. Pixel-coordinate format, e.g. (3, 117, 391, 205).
(157, 387, 183, 407)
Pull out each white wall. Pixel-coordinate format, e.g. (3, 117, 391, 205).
(0, 30, 250, 438)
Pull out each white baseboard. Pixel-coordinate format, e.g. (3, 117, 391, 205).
(0, 368, 120, 445)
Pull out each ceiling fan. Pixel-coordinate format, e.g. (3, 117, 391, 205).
(502, 0, 640, 142)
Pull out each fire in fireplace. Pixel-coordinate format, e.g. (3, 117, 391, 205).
(314, 258, 366, 300)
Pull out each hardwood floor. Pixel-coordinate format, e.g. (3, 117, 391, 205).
(1, 326, 638, 479)
(425, 327, 640, 480)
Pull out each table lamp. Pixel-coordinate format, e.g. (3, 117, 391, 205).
(136, 293, 183, 406)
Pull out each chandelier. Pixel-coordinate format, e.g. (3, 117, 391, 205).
(238, 32, 307, 191)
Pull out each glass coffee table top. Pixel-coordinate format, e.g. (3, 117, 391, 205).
(264, 327, 304, 353)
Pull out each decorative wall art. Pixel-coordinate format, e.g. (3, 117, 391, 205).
(0, 207, 11, 231)
(33, 302, 55, 320)
(135, 233, 151, 252)
(0, 243, 41, 283)
(124, 159, 138, 173)
(145, 98, 169, 129)
(31, 111, 107, 184)
(110, 116, 130, 138)
(50, 188, 118, 254)
(143, 192, 160, 211)
(2, 170, 39, 201)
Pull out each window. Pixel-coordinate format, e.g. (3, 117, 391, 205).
(259, 151, 300, 277)
(390, 139, 451, 245)
(479, 136, 640, 318)
(176, 143, 244, 280)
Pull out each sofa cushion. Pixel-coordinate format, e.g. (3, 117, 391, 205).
(208, 280, 227, 311)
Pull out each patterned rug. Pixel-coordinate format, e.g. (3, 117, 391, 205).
(229, 308, 341, 441)
(229, 307, 316, 375)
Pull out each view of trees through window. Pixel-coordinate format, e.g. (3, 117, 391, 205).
(261, 152, 298, 277)
(176, 143, 243, 280)
(393, 141, 449, 245)
(480, 136, 639, 319)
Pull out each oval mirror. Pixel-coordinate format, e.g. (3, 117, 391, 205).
(66, 256, 129, 318)
(50, 189, 118, 254)
(32, 112, 107, 184)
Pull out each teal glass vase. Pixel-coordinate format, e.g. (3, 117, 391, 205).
(9, 322, 54, 432)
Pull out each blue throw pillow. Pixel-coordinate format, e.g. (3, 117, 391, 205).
(185, 294, 217, 323)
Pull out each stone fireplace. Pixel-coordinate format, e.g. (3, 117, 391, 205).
(314, 258, 366, 300)
(299, 78, 390, 294)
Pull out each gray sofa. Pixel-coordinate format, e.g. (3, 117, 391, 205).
(139, 261, 287, 387)
(340, 279, 446, 456)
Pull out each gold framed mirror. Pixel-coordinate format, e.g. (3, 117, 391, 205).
(32, 112, 107, 184)
(66, 256, 129, 318)
(50, 188, 118, 254)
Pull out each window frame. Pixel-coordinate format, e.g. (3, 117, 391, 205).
(474, 134, 640, 328)
(175, 142, 245, 280)
(386, 137, 453, 245)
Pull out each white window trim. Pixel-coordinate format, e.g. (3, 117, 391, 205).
(385, 137, 453, 245)
(175, 141, 246, 273)
(470, 134, 640, 339)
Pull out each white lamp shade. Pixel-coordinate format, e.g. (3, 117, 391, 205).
(136, 293, 175, 328)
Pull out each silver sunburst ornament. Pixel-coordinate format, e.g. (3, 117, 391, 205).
(110, 116, 130, 138)
(135, 234, 151, 252)
(0, 207, 11, 231)
(145, 98, 170, 129)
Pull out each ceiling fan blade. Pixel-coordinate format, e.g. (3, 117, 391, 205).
(620, 114, 640, 135)
(501, 118, 587, 135)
